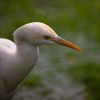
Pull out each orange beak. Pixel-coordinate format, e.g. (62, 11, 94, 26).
(49, 37, 83, 52)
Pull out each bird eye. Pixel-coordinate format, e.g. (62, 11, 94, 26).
(44, 36, 50, 40)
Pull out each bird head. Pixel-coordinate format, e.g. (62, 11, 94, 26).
(14, 22, 82, 52)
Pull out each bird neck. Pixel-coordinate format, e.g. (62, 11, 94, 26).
(16, 42, 39, 78)
(17, 42, 39, 60)
(4, 42, 39, 92)
(11, 43, 39, 89)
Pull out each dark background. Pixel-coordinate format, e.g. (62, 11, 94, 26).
(0, 0, 100, 100)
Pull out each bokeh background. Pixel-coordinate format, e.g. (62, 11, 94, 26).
(0, 0, 100, 100)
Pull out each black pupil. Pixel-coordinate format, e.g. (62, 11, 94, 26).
(44, 36, 50, 39)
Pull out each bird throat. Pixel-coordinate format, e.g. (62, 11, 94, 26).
(5, 44, 39, 92)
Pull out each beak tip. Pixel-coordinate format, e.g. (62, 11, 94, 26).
(76, 48, 83, 52)
(78, 49, 83, 52)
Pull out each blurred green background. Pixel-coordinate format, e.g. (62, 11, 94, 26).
(0, 0, 100, 100)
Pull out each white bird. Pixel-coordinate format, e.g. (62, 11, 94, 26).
(0, 22, 82, 100)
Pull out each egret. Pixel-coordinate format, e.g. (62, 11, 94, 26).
(0, 22, 82, 100)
